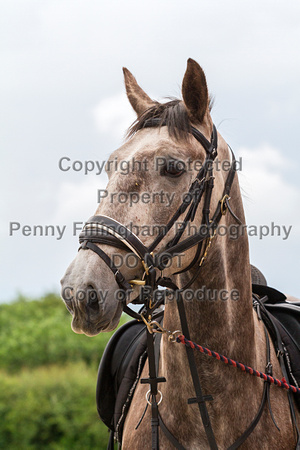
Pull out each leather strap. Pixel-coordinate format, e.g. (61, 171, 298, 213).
(80, 241, 132, 292)
(80, 215, 153, 262)
(155, 225, 211, 270)
(80, 233, 128, 251)
(154, 150, 238, 272)
(146, 122, 218, 255)
(158, 412, 186, 450)
(227, 313, 271, 449)
(227, 383, 268, 450)
(159, 277, 218, 450)
(107, 430, 115, 450)
(140, 329, 166, 450)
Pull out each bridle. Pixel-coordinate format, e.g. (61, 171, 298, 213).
(79, 119, 239, 308)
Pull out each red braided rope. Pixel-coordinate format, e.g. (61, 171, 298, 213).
(176, 335, 300, 395)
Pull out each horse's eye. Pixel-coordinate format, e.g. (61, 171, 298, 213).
(163, 160, 186, 178)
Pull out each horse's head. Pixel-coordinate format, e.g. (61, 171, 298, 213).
(61, 59, 235, 336)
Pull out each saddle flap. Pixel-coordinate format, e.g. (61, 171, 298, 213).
(265, 303, 300, 350)
(96, 320, 147, 430)
(252, 283, 287, 303)
(114, 343, 148, 441)
(262, 296, 300, 409)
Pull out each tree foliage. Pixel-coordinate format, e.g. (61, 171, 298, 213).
(0, 294, 125, 449)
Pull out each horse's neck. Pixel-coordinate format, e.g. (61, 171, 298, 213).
(179, 254, 254, 363)
(163, 180, 255, 367)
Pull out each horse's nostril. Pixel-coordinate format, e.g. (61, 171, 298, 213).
(87, 285, 99, 312)
(88, 285, 98, 302)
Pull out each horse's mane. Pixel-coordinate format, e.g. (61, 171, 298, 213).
(127, 97, 214, 141)
(127, 99, 191, 140)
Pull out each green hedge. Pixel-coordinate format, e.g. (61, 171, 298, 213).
(0, 363, 109, 449)
(0, 294, 127, 449)
(0, 294, 124, 372)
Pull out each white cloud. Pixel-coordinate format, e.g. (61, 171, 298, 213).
(240, 144, 291, 170)
(238, 144, 300, 232)
(234, 144, 300, 296)
(53, 177, 107, 225)
(92, 92, 137, 139)
(2, 0, 300, 300)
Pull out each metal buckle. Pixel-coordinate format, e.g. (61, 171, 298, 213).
(199, 229, 216, 267)
(140, 314, 181, 341)
(146, 390, 163, 406)
(276, 349, 284, 358)
(265, 362, 273, 375)
(220, 194, 230, 215)
(129, 279, 146, 286)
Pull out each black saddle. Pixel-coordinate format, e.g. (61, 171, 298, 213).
(96, 265, 300, 447)
(250, 266, 300, 402)
(252, 287, 300, 411)
(96, 319, 148, 443)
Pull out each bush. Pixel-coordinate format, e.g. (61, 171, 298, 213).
(0, 294, 128, 449)
(0, 293, 126, 372)
(0, 363, 110, 449)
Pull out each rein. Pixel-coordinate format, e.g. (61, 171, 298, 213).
(78, 120, 299, 449)
(176, 336, 300, 395)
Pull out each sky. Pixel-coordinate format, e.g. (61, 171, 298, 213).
(1, 0, 300, 302)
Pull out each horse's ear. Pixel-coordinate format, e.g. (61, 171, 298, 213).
(182, 59, 209, 124)
(123, 68, 155, 116)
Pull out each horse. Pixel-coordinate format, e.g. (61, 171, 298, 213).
(60, 59, 299, 449)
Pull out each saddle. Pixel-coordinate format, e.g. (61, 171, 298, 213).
(96, 266, 300, 447)
(253, 283, 300, 410)
(96, 319, 148, 443)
